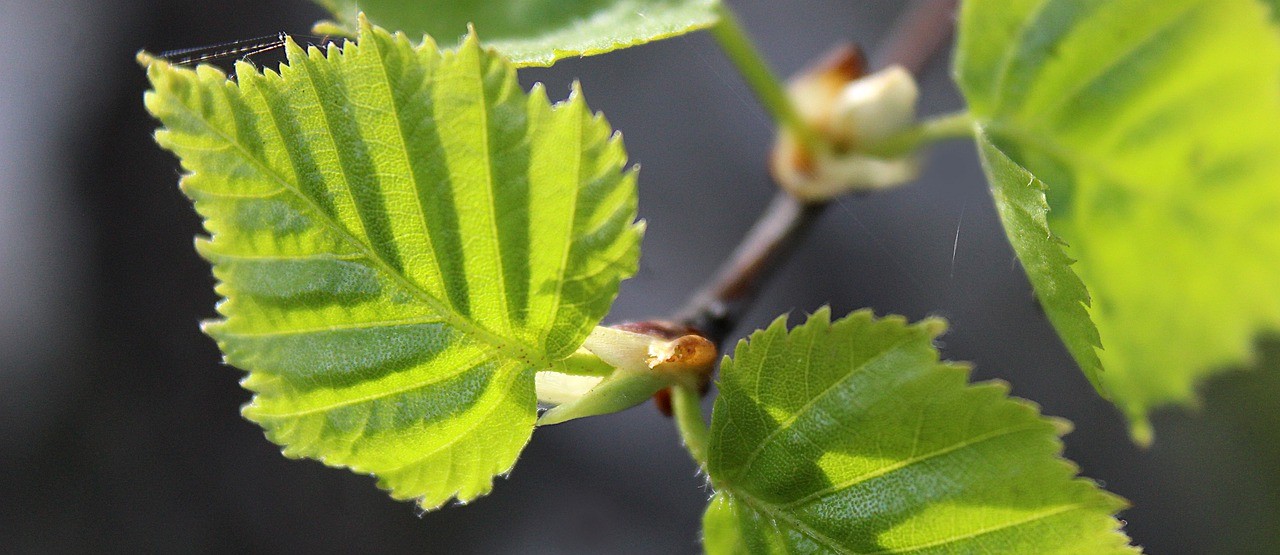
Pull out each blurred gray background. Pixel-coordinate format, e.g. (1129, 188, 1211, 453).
(2, 0, 1277, 552)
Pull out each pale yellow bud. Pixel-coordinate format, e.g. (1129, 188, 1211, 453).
(772, 61, 923, 201)
(833, 66, 919, 147)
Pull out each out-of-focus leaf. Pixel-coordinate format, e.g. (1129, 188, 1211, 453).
(312, 0, 720, 67)
(955, 0, 1280, 442)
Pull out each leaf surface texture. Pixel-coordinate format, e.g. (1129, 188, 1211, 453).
(704, 309, 1135, 554)
(141, 22, 642, 508)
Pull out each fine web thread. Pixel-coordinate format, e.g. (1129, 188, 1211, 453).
(159, 33, 334, 66)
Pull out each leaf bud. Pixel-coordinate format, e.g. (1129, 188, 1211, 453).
(534, 322, 717, 425)
(772, 45, 922, 201)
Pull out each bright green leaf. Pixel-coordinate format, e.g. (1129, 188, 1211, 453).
(311, 0, 720, 67)
(955, 0, 1280, 442)
(140, 21, 642, 509)
(704, 308, 1135, 554)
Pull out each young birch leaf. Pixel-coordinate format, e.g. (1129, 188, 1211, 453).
(954, 0, 1280, 443)
(139, 20, 642, 509)
(311, 0, 720, 67)
(704, 309, 1136, 554)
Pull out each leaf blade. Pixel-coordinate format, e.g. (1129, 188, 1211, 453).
(705, 309, 1135, 554)
(313, 0, 720, 67)
(142, 21, 641, 508)
(955, 0, 1280, 440)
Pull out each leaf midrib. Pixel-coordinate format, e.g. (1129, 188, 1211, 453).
(166, 66, 545, 368)
(729, 332, 920, 480)
(726, 491, 855, 555)
(776, 422, 1043, 510)
(542, 95, 582, 350)
(988, 0, 1053, 112)
(725, 473, 1094, 555)
(361, 32, 455, 319)
(216, 315, 446, 339)
(973, 0, 1213, 224)
(467, 47, 517, 335)
(715, 422, 1043, 553)
(1015, 0, 1204, 122)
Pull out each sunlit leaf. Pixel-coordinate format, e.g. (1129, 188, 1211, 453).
(140, 20, 642, 509)
(955, 0, 1280, 442)
(704, 309, 1135, 554)
(312, 0, 720, 67)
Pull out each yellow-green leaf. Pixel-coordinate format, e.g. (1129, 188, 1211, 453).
(955, 0, 1280, 442)
(140, 21, 642, 509)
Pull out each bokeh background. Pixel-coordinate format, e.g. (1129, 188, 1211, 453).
(3, 0, 1277, 552)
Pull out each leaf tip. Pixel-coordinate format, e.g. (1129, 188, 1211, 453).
(281, 33, 308, 61)
(136, 50, 159, 68)
(463, 23, 483, 50)
(798, 307, 837, 335)
(192, 236, 215, 258)
(1046, 415, 1075, 436)
(528, 81, 549, 103)
(566, 80, 589, 109)
(766, 312, 792, 334)
(137, 50, 182, 88)
(919, 316, 949, 338)
(149, 127, 167, 148)
(232, 60, 261, 82)
(238, 399, 263, 422)
(199, 324, 228, 355)
(1128, 416, 1154, 448)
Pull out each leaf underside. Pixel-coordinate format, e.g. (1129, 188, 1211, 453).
(955, 0, 1280, 442)
(312, 0, 720, 67)
(141, 21, 641, 509)
(704, 308, 1135, 554)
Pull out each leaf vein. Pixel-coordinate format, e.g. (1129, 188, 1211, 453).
(216, 315, 445, 338)
(778, 422, 1043, 510)
(164, 68, 541, 366)
(251, 349, 500, 419)
(734, 334, 919, 480)
(364, 30, 453, 309)
(1030, 0, 1204, 122)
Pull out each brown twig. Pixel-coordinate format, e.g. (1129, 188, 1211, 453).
(874, 0, 960, 74)
(675, 0, 959, 348)
(675, 194, 825, 345)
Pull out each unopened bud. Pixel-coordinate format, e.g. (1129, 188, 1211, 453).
(786, 45, 867, 144)
(834, 66, 918, 147)
(772, 48, 923, 201)
(534, 322, 717, 426)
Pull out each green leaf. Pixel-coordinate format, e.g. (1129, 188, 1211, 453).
(140, 21, 642, 509)
(1265, 0, 1280, 22)
(704, 308, 1135, 554)
(954, 0, 1280, 442)
(311, 0, 720, 67)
